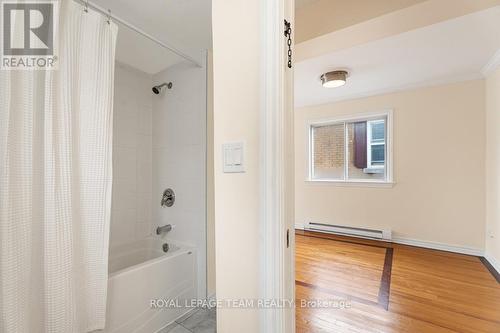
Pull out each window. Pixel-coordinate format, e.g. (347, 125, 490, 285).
(309, 111, 392, 184)
(366, 120, 385, 172)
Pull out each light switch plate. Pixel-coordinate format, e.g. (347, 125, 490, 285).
(223, 142, 245, 173)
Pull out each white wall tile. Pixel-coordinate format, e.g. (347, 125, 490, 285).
(135, 222, 152, 240)
(111, 63, 153, 247)
(137, 135, 153, 194)
(152, 61, 207, 298)
(110, 208, 137, 247)
(136, 193, 152, 224)
(138, 105, 153, 136)
(112, 60, 207, 297)
(112, 181, 137, 211)
(113, 146, 137, 182)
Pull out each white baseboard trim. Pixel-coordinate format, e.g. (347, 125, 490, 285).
(295, 225, 484, 256)
(392, 237, 483, 256)
(484, 253, 500, 275)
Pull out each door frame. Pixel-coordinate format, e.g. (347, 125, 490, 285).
(259, 0, 295, 332)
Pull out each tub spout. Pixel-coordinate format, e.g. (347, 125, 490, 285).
(156, 224, 173, 235)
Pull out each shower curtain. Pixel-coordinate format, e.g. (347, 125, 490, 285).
(0, 1, 117, 332)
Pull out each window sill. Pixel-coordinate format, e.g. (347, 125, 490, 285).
(363, 167, 384, 174)
(305, 179, 395, 188)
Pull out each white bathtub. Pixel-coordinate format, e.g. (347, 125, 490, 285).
(105, 238, 197, 333)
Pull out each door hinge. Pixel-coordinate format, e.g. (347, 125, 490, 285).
(284, 19, 292, 68)
(286, 229, 290, 248)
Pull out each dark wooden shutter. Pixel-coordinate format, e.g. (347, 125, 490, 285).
(353, 122, 367, 169)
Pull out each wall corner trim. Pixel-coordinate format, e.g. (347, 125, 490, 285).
(481, 48, 500, 77)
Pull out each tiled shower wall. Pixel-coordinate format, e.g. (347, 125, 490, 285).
(111, 63, 153, 248)
(152, 61, 207, 298)
(110, 60, 208, 299)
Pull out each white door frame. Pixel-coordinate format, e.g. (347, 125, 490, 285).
(259, 0, 295, 332)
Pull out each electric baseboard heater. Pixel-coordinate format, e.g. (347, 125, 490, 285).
(306, 222, 392, 241)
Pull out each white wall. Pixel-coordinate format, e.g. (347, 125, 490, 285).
(152, 61, 207, 298)
(111, 63, 153, 248)
(212, 0, 261, 331)
(295, 80, 486, 252)
(486, 66, 500, 271)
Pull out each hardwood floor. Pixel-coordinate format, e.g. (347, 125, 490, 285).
(295, 230, 500, 333)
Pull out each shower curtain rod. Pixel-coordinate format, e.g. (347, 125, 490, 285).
(74, 0, 202, 68)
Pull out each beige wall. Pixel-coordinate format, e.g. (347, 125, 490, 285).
(212, 1, 260, 331)
(295, 80, 486, 250)
(486, 67, 500, 267)
(295, 0, 426, 43)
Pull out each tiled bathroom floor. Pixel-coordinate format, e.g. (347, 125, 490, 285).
(159, 307, 216, 333)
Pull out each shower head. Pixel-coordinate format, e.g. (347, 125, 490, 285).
(152, 82, 173, 94)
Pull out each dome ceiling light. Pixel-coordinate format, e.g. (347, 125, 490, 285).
(320, 70, 348, 88)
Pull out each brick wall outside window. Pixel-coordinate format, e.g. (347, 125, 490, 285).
(312, 123, 382, 180)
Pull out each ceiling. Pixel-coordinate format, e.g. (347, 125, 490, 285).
(295, 6, 500, 107)
(91, 0, 212, 74)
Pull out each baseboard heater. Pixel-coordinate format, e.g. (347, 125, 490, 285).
(306, 222, 392, 241)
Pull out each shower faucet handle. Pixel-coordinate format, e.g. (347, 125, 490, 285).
(161, 188, 175, 207)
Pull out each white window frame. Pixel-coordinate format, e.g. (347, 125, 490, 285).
(306, 110, 394, 187)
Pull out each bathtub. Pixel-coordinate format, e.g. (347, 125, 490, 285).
(105, 238, 197, 333)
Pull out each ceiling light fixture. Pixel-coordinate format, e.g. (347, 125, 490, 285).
(320, 70, 348, 88)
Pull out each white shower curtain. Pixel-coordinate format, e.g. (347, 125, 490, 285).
(0, 1, 117, 332)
